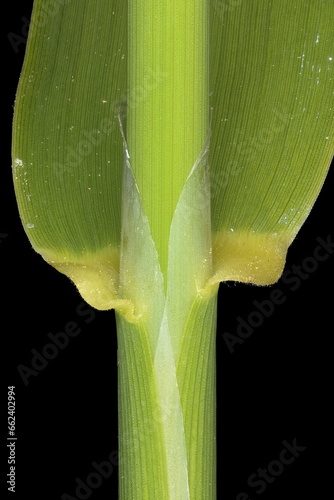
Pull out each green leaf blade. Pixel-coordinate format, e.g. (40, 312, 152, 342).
(12, 0, 127, 308)
(209, 0, 334, 285)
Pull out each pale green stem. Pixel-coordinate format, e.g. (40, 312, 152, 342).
(116, 2, 215, 499)
(127, 0, 209, 279)
(116, 293, 217, 499)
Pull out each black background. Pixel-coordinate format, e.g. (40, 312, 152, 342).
(2, 2, 333, 499)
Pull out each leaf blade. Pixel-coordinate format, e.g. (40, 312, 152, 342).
(209, 0, 334, 284)
(12, 0, 127, 308)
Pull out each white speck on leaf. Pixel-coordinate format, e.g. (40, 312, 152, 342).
(14, 158, 23, 168)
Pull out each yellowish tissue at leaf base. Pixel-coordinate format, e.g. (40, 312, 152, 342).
(40, 246, 137, 319)
(209, 230, 292, 287)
